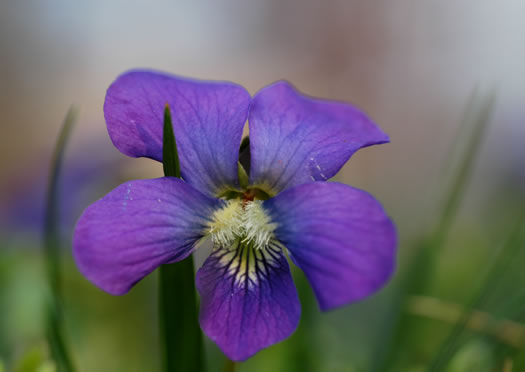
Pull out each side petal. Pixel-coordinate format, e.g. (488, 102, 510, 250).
(196, 241, 300, 361)
(104, 69, 251, 196)
(249, 81, 389, 193)
(73, 177, 221, 295)
(264, 182, 396, 311)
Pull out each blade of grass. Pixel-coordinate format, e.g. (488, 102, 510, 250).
(407, 295, 525, 348)
(420, 97, 525, 372)
(437, 89, 477, 179)
(159, 104, 204, 372)
(432, 94, 494, 242)
(288, 270, 318, 372)
(370, 93, 494, 372)
(43, 107, 78, 372)
(480, 215, 525, 313)
(482, 222, 525, 369)
(426, 213, 525, 371)
(162, 104, 181, 178)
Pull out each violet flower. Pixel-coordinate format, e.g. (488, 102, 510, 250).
(73, 70, 397, 361)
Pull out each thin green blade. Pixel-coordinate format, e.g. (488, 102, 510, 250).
(159, 104, 204, 372)
(162, 104, 181, 178)
(370, 93, 494, 372)
(43, 106, 78, 372)
(427, 213, 525, 371)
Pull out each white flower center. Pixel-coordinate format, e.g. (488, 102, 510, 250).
(207, 199, 277, 250)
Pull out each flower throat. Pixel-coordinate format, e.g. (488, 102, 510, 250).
(207, 191, 277, 251)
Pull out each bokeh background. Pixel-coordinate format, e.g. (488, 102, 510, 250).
(1, 1, 524, 371)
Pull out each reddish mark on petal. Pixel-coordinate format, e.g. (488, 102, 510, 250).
(242, 190, 256, 205)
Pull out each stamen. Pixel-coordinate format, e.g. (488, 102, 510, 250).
(242, 201, 277, 250)
(207, 199, 277, 251)
(207, 199, 244, 247)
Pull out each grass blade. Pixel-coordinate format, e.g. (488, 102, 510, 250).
(159, 104, 204, 372)
(43, 107, 78, 372)
(425, 213, 525, 371)
(370, 93, 494, 372)
(162, 104, 181, 178)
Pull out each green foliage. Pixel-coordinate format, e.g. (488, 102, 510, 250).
(370, 93, 501, 372)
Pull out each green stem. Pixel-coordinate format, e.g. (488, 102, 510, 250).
(222, 359, 237, 372)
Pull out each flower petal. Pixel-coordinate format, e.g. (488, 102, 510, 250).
(73, 177, 221, 295)
(249, 81, 389, 193)
(264, 182, 396, 311)
(104, 69, 251, 196)
(196, 241, 300, 361)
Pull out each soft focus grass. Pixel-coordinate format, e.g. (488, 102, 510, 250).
(3, 215, 522, 372)
(1, 96, 524, 371)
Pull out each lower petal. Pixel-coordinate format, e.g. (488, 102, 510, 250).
(196, 241, 300, 361)
(73, 177, 221, 295)
(264, 182, 397, 311)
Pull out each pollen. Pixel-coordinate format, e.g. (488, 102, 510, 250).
(207, 199, 277, 251)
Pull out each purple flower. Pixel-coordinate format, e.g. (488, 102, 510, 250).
(73, 70, 397, 361)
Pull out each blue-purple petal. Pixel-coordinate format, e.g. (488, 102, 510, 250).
(264, 182, 396, 311)
(104, 69, 251, 196)
(196, 241, 300, 361)
(249, 81, 389, 193)
(73, 177, 221, 295)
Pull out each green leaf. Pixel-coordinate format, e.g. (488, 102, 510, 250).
(43, 107, 78, 372)
(237, 161, 249, 189)
(159, 104, 204, 372)
(162, 104, 181, 178)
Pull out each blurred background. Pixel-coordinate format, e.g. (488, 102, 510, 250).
(1, 1, 524, 371)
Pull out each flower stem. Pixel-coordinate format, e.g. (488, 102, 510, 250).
(159, 104, 204, 372)
(222, 359, 237, 372)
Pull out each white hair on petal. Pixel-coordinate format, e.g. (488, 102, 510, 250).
(207, 199, 277, 251)
(207, 199, 244, 247)
(242, 201, 277, 250)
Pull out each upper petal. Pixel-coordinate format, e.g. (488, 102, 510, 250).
(264, 182, 396, 311)
(248, 81, 389, 193)
(104, 69, 251, 196)
(73, 177, 221, 295)
(196, 241, 300, 361)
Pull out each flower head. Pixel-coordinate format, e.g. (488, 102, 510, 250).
(73, 70, 397, 361)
